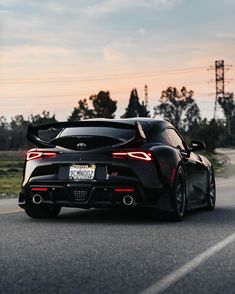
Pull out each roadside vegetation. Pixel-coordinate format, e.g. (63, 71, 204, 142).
(0, 151, 24, 198)
(201, 152, 227, 175)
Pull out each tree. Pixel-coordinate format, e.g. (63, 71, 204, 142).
(0, 116, 9, 128)
(68, 98, 96, 121)
(154, 87, 201, 131)
(122, 88, 150, 118)
(0, 116, 10, 150)
(188, 118, 225, 153)
(68, 91, 117, 121)
(9, 115, 29, 150)
(10, 115, 28, 129)
(0, 112, 58, 150)
(91, 91, 117, 118)
(30, 110, 57, 125)
(139, 101, 150, 117)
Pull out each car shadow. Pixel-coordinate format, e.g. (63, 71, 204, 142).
(24, 205, 235, 226)
(57, 207, 170, 224)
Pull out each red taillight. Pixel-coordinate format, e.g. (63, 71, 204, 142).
(112, 151, 152, 161)
(128, 152, 152, 161)
(26, 151, 58, 161)
(114, 188, 135, 192)
(26, 152, 43, 161)
(31, 187, 49, 191)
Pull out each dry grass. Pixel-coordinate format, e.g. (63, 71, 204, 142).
(0, 151, 25, 161)
(0, 151, 24, 198)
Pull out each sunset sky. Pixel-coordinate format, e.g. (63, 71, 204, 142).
(0, 0, 235, 121)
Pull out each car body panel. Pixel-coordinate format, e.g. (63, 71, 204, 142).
(19, 118, 212, 213)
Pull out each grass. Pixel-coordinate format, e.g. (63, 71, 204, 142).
(0, 151, 25, 161)
(0, 151, 24, 198)
(200, 151, 226, 176)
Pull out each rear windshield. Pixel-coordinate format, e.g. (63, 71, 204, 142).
(59, 127, 135, 141)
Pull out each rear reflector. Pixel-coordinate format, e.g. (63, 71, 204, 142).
(26, 151, 58, 161)
(114, 188, 135, 192)
(31, 187, 49, 191)
(112, 151, 152, 161)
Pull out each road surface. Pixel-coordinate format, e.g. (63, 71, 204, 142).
(0, 149, 235, 294)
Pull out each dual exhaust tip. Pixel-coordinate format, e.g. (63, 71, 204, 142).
(32, 193, 134, 206)
(122, 195, 134, 206)
(32, 194, 43, 205)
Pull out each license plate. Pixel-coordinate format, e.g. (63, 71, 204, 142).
(69, 165, 96, 180)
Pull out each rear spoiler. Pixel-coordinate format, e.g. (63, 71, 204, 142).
(113, 122, 146, 148)
(27, 121, 146, 148)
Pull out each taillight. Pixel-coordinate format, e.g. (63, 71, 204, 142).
(26, 151, 58, 161)
(31, 187, 49, 191)
(114, 188, 135, 192)
(112, 151, 152, 161)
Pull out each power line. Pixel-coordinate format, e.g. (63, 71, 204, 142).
(0, 66, 209, 84)
(0, 80, 210, 100)
(1, 63, 232, 113)
(0, 93, 213, 109)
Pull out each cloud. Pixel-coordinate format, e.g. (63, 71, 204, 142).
(216, 32, 235, 40)
(1, 45, 72, 68)
(84, 0, 177, 16)
(138, 28, 147, 35)
(102, 46, 125, 63)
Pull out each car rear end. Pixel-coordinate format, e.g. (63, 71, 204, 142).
(19, 120, 164, 210)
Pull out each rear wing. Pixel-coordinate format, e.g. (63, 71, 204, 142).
(27, 121, 147, 148)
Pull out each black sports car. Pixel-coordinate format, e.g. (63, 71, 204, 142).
(18, 118, 216, 221)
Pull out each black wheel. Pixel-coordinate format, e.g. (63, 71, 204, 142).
(170, 166, 186, 221)
(205, 168, 216, 210)
(24, 204, 61, 219)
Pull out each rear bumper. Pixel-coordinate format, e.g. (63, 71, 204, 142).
(18, 178, 171, 210)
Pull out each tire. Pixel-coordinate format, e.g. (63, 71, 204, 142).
(24, 204, 61, 219)
(170, 166, 186, 221)
(205, 167, 216, 210)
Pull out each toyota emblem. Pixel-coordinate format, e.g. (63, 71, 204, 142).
(77, 143, 87, 151)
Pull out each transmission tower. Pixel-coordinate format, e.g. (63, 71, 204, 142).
(208, 60, 233, 118)
(214, 60, 225, 118)
(144, 84, 148, 108)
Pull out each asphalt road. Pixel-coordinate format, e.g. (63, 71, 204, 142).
(1, 154, 235, 293)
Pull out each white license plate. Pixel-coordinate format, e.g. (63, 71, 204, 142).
(69, 165, 96, 180)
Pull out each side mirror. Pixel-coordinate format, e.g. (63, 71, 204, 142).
(190, 139, 206, 152)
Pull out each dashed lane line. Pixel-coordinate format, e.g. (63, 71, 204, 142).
(140, 232, 235, 294)
(0, 209, 23, 215)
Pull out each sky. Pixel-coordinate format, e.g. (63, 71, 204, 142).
(0, 0, 235, 121)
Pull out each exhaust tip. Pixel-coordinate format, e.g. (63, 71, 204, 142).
(123, 195, 134, 206)
(32, 194, 42, 205)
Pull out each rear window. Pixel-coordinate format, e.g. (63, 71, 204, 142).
(59, 127, 135, 141)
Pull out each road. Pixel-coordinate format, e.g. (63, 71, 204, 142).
(0, 150, 235, 294)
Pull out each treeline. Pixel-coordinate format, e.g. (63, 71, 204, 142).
(0, 88, 234, 152)
(0, 111, 57, 150)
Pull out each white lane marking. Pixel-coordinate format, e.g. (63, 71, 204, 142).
(140, 232, 235, 294)
(0, 209, 23, 215)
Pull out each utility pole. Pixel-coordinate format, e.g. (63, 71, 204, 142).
(208, 60, 232, 118)
(144, 84, 148, 108)
(214, 60, 225, 118)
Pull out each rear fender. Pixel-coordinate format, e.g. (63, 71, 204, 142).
(150, 146, 181, 188)
(150, 145, 190, 211)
